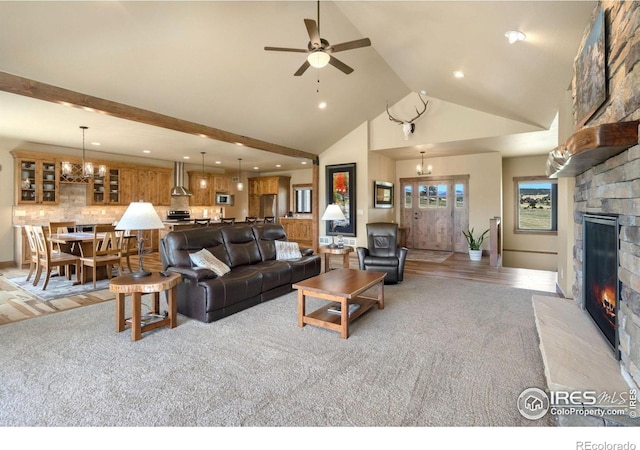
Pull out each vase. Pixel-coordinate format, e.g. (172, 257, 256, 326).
(469, 249, 482, 261)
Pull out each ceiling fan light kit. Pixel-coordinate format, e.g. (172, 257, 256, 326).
(308, 51, 330, 68)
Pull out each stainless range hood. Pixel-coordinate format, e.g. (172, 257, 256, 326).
(171, 161, 193, 196)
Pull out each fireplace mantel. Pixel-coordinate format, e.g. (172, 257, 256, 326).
(546, 121, 639, 178)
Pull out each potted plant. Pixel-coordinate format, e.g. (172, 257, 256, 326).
(462, 227, 489, 261)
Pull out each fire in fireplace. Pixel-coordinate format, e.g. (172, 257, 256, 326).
(583, 214, 619, 358)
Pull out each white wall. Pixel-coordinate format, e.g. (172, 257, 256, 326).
(367, 151, 396, 224)
(0, 142, 17, 265)
(370, 93, 545, 152)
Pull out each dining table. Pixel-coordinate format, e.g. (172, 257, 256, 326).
(49, 232, 133, 284)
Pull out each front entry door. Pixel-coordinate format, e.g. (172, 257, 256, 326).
(401, 176, 469, 252)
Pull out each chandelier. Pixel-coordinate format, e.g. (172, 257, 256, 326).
(61, 126, 106, 179)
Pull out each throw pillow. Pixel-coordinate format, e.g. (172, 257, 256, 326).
(189, 248, 231, 276)
(275, 240, 302, 260)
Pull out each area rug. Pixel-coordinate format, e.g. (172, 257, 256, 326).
(406, 249, 453, 263)
(0, 274, 552, 427)
(4, 273, 112, 302)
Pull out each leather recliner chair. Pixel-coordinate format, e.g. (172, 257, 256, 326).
(356, 222, 408, 284)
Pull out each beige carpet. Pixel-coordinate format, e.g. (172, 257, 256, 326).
(0, 273, 551, 427)
(406, 249, 454, 263)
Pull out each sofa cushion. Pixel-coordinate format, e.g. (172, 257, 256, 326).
(253, 260, 292, 291)
(189, 248, 231, 276)
(221, 225, 263, 267)
(275, 241, 302, 260)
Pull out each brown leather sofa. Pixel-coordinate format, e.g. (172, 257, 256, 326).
(160, 223, 321, 323)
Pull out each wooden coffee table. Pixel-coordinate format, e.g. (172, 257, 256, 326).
(292, 268, 385, 339)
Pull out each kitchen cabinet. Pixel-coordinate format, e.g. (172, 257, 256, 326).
(213, 176, 232, 192)
(188, 171, 213, 206)
(88, 167, 121, 205)
(280, 218, 313, 246)
(130, 168, 172, 206)
(247, 176, 290, 218)
(15, 157, 59, 205)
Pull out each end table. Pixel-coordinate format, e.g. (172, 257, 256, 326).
(110, 272, 181, 341)
(318, 245, 354, 272)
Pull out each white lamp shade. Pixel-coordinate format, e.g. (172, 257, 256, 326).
(307, 51, 330, 68)
(321, 204, 346, 221)
(115, 201, 164, 230)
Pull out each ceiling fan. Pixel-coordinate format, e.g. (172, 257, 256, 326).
(264, 1, 371, 76)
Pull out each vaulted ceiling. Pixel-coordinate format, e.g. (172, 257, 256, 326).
(0, 1, 596, 171)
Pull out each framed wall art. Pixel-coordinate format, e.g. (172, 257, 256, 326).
(374, 180, 394, 208)
(325, 163, 356, 236)
(575, 7, 606, 127)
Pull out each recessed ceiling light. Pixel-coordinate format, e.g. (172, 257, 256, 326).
(143, 150, 151, 154)
(91, 142, 101, 146)
(253, 166, 259, 170)
(420, 89, 428, 95)
(276, 164, 281, 168)
(318, 101, 327, 109)
(183, 156, 190, 159)
(301, 161, 307, 165)
(235, 142, 243, 146)
(453, 70, 465, 79)
(505, 30, 526, 44)
(215, 161, 221, 164)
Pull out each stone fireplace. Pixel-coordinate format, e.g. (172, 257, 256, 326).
(573, 146, 640, 389)
(545, 1, 640, 391)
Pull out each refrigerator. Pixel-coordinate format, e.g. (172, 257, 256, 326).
(259, 194, 277, 218)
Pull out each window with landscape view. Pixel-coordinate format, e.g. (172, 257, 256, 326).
(515, 177, 557, 233)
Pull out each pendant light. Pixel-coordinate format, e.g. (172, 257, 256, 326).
(61, 126, 106, 179)
(199, 152, 207, 189)
(237, 158, 244, 191)
(416, 151, 432, 175)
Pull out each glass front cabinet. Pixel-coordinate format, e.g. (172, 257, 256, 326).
(16, 158, 60, 205)
(88, 167, 120, 205)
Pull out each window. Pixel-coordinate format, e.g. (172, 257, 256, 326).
(419, 184, 447, 209)
(515, 177, 557, 233)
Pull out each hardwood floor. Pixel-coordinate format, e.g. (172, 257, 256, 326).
(0, 250, 559, 326)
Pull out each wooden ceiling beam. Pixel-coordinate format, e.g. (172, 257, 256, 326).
(0, 70, 319, 163)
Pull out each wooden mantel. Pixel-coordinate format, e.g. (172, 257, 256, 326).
(546, 121, 639, 178)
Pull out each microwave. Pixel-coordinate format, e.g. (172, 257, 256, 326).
(215, 193, 234, 205)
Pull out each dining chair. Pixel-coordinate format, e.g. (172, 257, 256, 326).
(80, 224, 123, 288)
(49, 221, 77, 276)
(23, 225, 39, 283)
(263, 216, 275, 223)
(244, 216, 258, 224)
(193, 218, 211, 226)
(221, 218, 235, 224)
(32, 225, 81, 290)
(115, 229, 134, 273)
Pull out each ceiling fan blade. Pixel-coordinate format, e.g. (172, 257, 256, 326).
(329, 38, 372, 53)
(264, 46, 308, 53)
(304, 19, 321, 47)
(328, 56, 354, 75)
(294, 60, 311, 77)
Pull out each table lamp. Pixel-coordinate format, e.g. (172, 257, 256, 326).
(115, 201, 164, 278)
(321, 203, 346, 249)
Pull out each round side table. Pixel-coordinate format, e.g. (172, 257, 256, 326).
(318, 245, 354, 272)
(110, 272, 181, 341)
